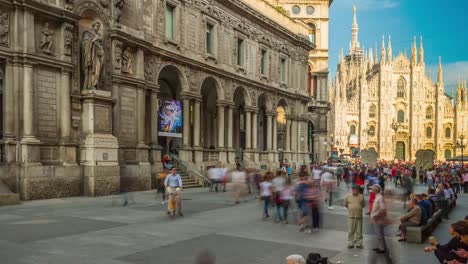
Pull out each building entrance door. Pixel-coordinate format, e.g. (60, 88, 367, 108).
(396, 142, 405, 160)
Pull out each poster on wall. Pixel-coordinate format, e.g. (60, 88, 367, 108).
(158, 100, 183, 138)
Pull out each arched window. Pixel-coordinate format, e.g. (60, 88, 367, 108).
(444, 149, 452, 159)
(350, 125, 356, 135)
(369, 125, 375, 137)
(425, 106, 433, 119)
(369, 105, 376, 118)
(426, 127, 432, 138)
(397, 110, 405, 123)
(445, 127, 451, 138)
(397, 77, 406, 98)
(307, 23, 316, 44)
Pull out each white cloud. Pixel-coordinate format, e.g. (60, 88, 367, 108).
(427, 61, 468, 96)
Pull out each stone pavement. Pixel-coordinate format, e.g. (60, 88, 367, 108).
(0, 184, 465, 264)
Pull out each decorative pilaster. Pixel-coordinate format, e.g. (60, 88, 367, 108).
(58, 69, 76, 166)
(136, 87, 149, 164)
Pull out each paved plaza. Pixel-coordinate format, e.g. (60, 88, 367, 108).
(0, 184, 465, 264)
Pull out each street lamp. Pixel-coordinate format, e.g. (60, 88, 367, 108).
(455, 135, 466, 164)
(390, 119, 404, 160)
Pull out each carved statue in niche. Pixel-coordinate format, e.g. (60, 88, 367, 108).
(81, 22, 104, 90)
(121, 47, 133, 74)
(64, 0, 74, 10)
(0, 11, 9, 46)
(40, 22, 54, 54)
(64, 23, 73, 56)
(114, 0, 125, 23)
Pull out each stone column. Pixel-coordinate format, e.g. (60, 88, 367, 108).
(227, 105, 235, 162)
(217, 104, 226, 163)
(266, 113, 273, 162)
(291, 119, 297, 162)
(60, 70, 71, 141)
(182, 99, 191, 147)
(286, 119, 291, 152)
(3, 62, 15, 140)
(217, 104, 225, 148)
(136, 88, 146, 146)
(266, 114, 272, 151)
(193, 99, 202, 163)
(58, 69, 76, 165)
(252, 111, 259, 162)
(22, 64, 36, 141)
(245, 110, 252, 149)
(272, 114, 278, 163)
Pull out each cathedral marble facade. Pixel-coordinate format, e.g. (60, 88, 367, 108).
(0, 0, 314, 200)
(330, 9, 468, 161)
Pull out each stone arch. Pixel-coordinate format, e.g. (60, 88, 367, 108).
(232, 86, 252, 107)
(156, 63, 189, 98)
(199, 75, 224, 101)
(200, 77, 220, 149)
(277, 98, 289, 115)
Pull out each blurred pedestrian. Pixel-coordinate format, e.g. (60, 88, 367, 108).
(321, 169, 336, 209)
(286, 254, 305, 264)
(344, 185, 365, 249)
(273, 171, 286, 222)
(231, 167, 246, 204)
(260, 172, 273, 218)
(281, 180, 293, 224)
(304, 181, 321, 233)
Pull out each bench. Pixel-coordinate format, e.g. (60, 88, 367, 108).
(406, 209, 443, 243)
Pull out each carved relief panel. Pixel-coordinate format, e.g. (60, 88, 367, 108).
(0, 10, 10, 47)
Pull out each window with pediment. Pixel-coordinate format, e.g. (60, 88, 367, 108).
(397, 110, 404, 123)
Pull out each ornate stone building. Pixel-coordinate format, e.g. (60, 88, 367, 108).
(0, 0, 313, 200)
(264, 0, 333, 163)
(330, 9, 468, 161)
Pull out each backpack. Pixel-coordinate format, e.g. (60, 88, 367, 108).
(306, 253, 328, 264)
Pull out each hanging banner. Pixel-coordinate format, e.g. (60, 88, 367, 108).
(158, 100, 183, 138)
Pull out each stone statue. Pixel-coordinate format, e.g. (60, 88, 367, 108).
(40, 22, 54, 54)
(81, 22, 104, 90)
(0, 11, 9, 46)
(64, 0, 74, 10)
(64, 23, 73, 56)
(121, 47, 133, 74)
(114, 0, 125, 23)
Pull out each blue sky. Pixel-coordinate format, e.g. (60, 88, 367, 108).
(329, 0, 468, 95)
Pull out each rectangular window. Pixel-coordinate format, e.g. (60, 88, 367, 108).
(165, 4, 175, 40)
(260, 49, 267, 75)
(205, 23, 214, 55)
(237, 38, 244, 66)
(280, 58, 286, 82)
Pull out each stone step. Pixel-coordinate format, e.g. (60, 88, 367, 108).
(0, 181, 20, 206)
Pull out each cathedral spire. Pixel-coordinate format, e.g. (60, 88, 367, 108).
(411, 36, 417, 65)
(419, 36, 425, 65)
(437, 56, 443, 86)
(369, 48, 374, 64)
(387, 35, 392, 63)
(351, 4, 359, 51)
(374, 42, 378, 63)
(381, 35, 386, 64)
